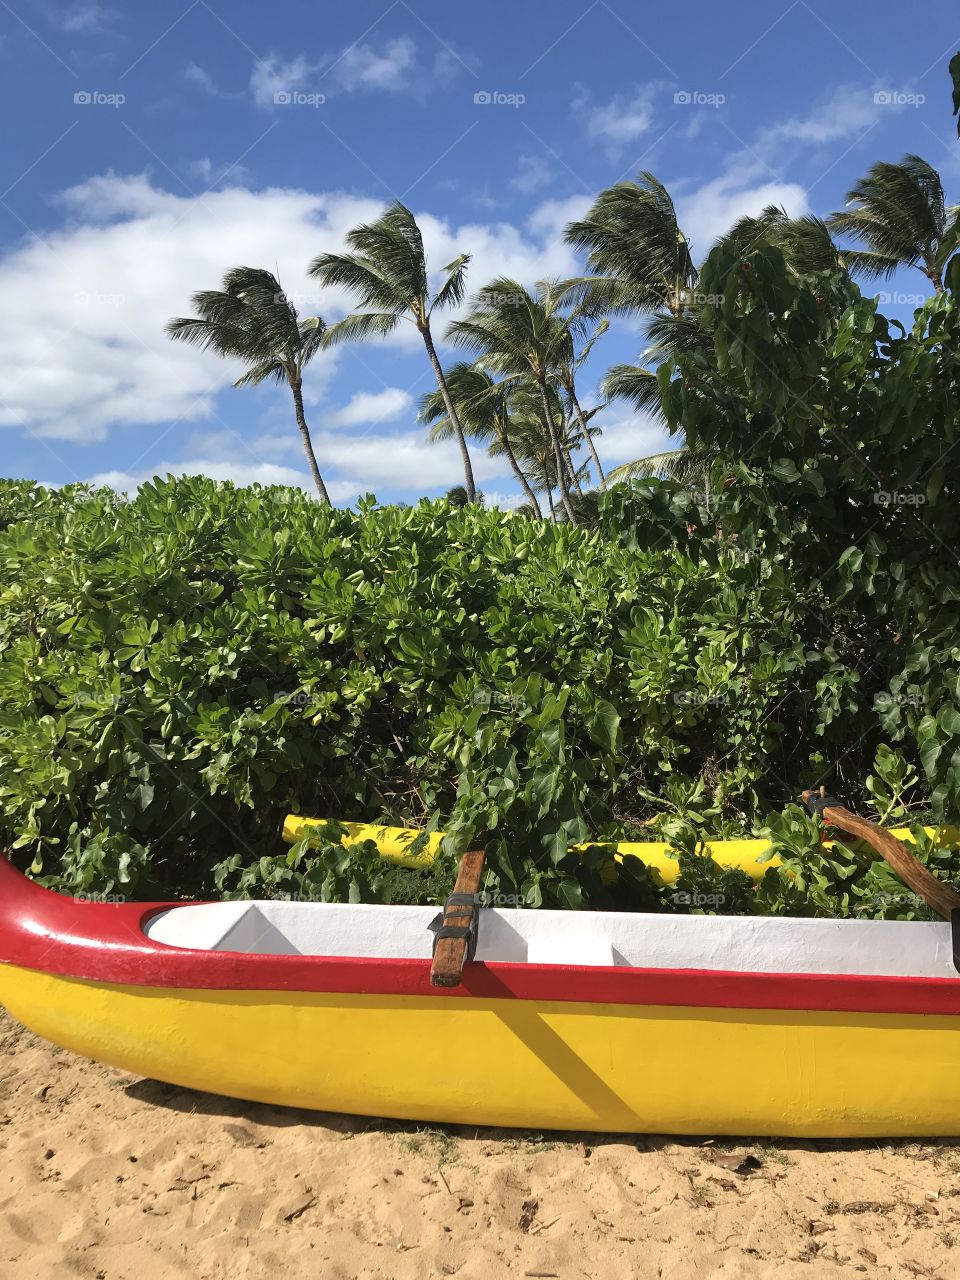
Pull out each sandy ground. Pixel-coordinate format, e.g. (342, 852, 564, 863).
(1, 1010, 959, 1279)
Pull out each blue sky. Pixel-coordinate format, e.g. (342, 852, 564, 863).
(1, 0, 958, 503)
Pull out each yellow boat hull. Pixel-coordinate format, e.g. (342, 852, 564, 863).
(4, 962, 960, 1137)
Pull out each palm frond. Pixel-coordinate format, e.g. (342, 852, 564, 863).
(308, 252, 407, 313)
(431, 253, 471, 313)
(607, 445, 717, 486)
(298, 314, 326, 367)
(419, 361, 505, 445)
(165, 315, 246, 354)
(837, 249, 904, 282)
(574, 318, 609, 369)
(551, 275, 639, 318)
(601, 363, 665, 417)
(234, 358, 287, 388)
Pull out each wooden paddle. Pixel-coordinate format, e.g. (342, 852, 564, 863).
(430, 850, 485, 988)
(801, 787, 960, 921)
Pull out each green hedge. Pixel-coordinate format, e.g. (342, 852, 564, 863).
(0, 474, 954, 917)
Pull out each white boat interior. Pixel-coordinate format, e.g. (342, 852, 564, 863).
(143, 901, 959, 979)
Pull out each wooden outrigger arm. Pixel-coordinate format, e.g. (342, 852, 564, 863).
(430, 850, 485, 988)
(801, 787, 960, 922)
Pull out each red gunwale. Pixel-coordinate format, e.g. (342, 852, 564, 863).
(2, 857, 960, 1016)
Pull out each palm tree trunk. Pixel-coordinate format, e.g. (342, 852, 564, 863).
(565, 448, 584, 497)
(570, 389, 606, 489)
(497, 417, 542, 519)
(538, 379, 577, 524)
(924, 256, 944, 292)
(290, 379, 331, 505)
(420, 323, 476, 502)
(546, 485, 556, 521)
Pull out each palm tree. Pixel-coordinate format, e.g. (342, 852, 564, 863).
(445, 484, 481, 507)
(166, 267, 330, 503)
(540, 375, 586, 500)
(497, 411, 565, 521)
(564, 172, 697, 317)
(561, 174, 704, 492)
(309, 202, 477, 501)
(446, 279, 580, 523)
(553, 318, 608, 489)
(826, 155, 957, 291)
(420, 363, 543, 518)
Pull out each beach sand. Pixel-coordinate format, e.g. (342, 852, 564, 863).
(1, 1007, 958, 1279)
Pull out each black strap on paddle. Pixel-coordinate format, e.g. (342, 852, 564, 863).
(428, 891, 480, 963)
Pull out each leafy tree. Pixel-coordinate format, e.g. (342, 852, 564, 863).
(657, 227, 960, 816)
(827, 155, 957, 291)
(166, 267, 330, 503)
(309, 202, 477, 501)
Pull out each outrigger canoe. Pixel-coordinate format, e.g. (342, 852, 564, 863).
(2, 795, 960, 1137)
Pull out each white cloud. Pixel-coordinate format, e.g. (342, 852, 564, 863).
(87, 428, 510, 506)
(317, 428, 508, 495)
(511, 154, 555, 195)
(250, 54, 324, 109)
(249, 38, 455, 109)
(0, 173, 581, 444)
(328, 388, 413, 428)
(183, 63, 220, 96)
(469, 186, 501, 211)
(335, 37, 418, 93)
(89, 461, 315, 495)
(573, 86, 658, 158)
(187, 157, 252, 188)
(526, 194, 593, 242)
(661, 84, 901, 257)
(58, 2, 111, 33)
(675, 169, 808, 259)
(592, 410, 674, 467)
(759, 85, 888, 149)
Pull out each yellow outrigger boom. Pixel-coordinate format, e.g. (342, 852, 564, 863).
(281, 813, 947, 884)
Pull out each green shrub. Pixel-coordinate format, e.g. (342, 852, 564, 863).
(0, 470, 955, 916)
